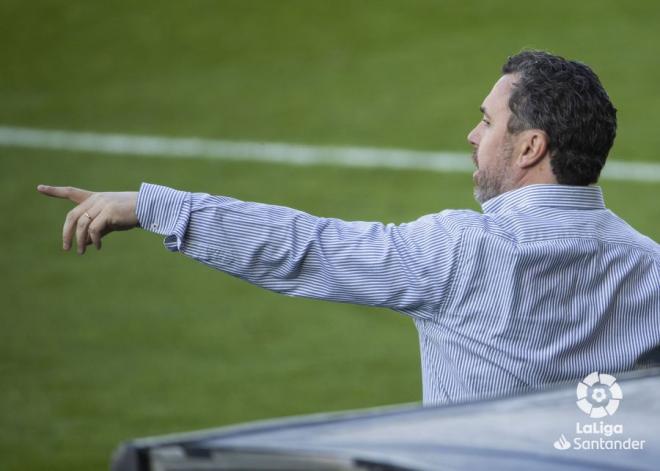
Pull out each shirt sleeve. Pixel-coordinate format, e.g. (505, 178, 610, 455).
(136, 182, 459, 320)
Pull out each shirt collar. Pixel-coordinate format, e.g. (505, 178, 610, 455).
(481, 184, 606, 214)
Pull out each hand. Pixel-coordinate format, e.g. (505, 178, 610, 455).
(37, 185, 139, 254)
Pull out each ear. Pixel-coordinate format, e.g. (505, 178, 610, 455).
(515, 130, 549, 169)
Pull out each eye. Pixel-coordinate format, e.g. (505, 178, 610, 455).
(482, 118, 490, 126)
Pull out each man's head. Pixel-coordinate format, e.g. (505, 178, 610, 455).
(468, 50, 617, 203)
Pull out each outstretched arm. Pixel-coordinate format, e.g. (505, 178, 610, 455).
(38, 183, 456, 318)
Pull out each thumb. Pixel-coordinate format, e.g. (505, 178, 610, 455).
(37, 185, 93, 204)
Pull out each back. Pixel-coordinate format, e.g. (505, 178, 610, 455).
(416, 184, 660, 404)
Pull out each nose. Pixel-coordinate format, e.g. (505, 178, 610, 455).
(467, 125, 480, 147)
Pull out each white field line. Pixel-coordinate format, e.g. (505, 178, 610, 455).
(0, 125, 658, 183)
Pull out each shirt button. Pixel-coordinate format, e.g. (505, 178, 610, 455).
(151, 223, 159, 230)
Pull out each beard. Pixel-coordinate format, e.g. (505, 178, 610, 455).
(473, 139, 515, 204)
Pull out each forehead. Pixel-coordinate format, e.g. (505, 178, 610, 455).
(482, 74, 517, 115)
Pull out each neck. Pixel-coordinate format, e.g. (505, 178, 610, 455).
(512, 158, 558, 190)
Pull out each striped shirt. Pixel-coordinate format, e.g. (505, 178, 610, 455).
(137, 183, 660, 405)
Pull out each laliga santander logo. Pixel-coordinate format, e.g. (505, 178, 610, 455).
(552, 372, 644, 452)
(576, 371, 623, 418)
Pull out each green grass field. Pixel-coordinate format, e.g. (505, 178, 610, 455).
(1, 1, 659, 469)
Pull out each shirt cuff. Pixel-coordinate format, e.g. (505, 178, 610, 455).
(136, 182, 191, 252)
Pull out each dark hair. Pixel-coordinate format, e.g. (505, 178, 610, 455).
(501, 50, 617, 185)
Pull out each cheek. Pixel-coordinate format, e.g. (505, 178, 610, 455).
(478, 128, 505, 160)
(476, 134, 495, 161)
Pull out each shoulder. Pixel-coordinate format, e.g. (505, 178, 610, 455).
(394, 209, 483, 239)
(427, 208, 486, 231)
(395, 209, 512, 249)
(400, 208, 513, 239)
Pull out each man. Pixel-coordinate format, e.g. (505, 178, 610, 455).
(39, 50, 659, 405)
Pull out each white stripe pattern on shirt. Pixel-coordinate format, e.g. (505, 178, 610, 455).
(136, 183, 660, 405)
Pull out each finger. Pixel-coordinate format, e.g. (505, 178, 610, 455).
(75, 211, 93, 255)
(63, 196, 98, 251)
(88, 207, 111, 251)
(75, 201, 104, 255)
(37, 185, 93, 204)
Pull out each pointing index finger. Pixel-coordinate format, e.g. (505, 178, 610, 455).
(37, 185, 93, 204)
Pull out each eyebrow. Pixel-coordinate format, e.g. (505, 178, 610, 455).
(480, 106, 491, 119)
